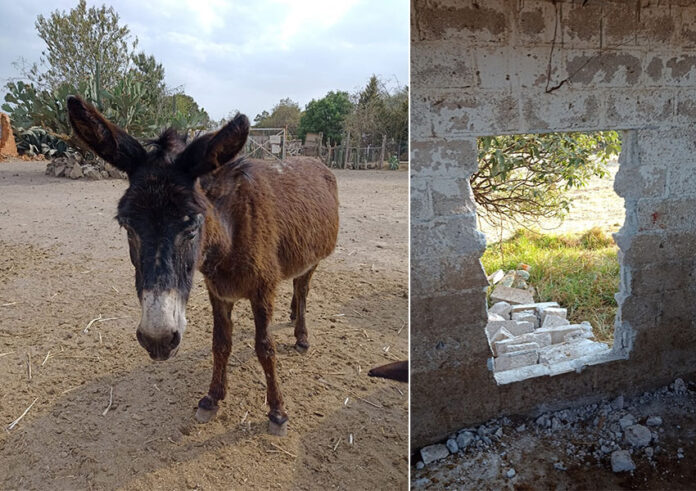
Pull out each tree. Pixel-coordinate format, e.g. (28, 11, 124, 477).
(472, 131, 622, 227)
(345, 75, 386, 146)
(32, 0, 137, 91)
(297, 91, 353, 145)
(254, 98, 302, 137)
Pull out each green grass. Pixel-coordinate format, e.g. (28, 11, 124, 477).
(482, 227, 619, 344)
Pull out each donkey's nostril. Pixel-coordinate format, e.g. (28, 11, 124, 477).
(169, 331, 181, 350)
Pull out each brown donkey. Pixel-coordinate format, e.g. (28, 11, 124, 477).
(67, 96, 339, 435)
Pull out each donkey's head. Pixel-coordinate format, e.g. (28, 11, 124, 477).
(67, 96, 249, 360)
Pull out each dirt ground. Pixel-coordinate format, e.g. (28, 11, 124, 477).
(0, 159, 408, 490)
(479, 160, 625, 241)
(413, 377, 696, 490)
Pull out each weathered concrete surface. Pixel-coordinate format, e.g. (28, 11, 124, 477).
(411, 0, 696, 448)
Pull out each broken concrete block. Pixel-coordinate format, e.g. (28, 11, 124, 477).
(495, 332, 552, 355)
(539, 306, 567, 323)
(494, 363, 550, 384)
(420, 443, 450, 465)
(611, 450, 635, 472)
(538, 339, 610, 365)
(489, 301, 512, 319)
(490, 286, 534, 305)
(541, 314, 570, 329)
(511, 311, 539, 328)
(625, 424, 652, 448)
(488, 312, 507, 322)
(486, 324, 514, 343)
(487, 269, 504, 285)
(510, 302, 559, 314)
(497, 342, 540, 355)
(495, 349, 539, 371)
(535, 324, 592, 344)
(563, 329, 594, 343)
(488, 320, 535, 338)
(500, 271, 517, 287)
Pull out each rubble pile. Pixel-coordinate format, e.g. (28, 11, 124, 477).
(45, 154, 126, 180)
(485, 268, 611, 383)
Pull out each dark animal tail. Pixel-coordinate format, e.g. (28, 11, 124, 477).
(368, 360, 408, 383)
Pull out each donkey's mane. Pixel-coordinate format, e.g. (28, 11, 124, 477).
(146, 128, 187, 164)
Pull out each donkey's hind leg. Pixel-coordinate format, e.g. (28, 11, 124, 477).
(292, 264, 317, 353)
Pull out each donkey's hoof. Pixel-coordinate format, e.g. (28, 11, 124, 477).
(268, 412, 288, 436)
(268, 419, 288, 436)
(195, 406, 218, 423)
(294, 340, 310, 354)
(195, 395, 219, 423)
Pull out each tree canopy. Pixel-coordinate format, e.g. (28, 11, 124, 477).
(253, 98, 302, 137)
(473, 131, 622, 227)
(297, 91, 353, 145)
(32, 0, 137, 91)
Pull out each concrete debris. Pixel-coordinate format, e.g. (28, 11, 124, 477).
(611, 450, 636, 473)
(624, 424, 652, 448)
(456, 431, 476, 450)
(489, 301, 512, 318)
(646, 416, 662, 427)
(488, 269, 505, 285)
(446, 438, 459, 454)
(420, 443, 450, 465)
(490, 285, 535, 305)
(541, 314, 570, 329)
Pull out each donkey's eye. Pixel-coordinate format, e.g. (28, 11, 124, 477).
(183, 229, 198, 240)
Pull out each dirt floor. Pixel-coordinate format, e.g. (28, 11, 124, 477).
(479, 160, 624, 241)
(412, 377, 696, 490)
(0, 159, 408, 490)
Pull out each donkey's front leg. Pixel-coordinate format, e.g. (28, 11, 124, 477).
(196, 292, 234, 423)
(251, 289, 288, 436)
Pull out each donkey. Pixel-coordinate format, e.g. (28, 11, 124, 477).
(67, 96, 339, 435)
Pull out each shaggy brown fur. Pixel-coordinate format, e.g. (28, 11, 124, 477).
(67, 96, 339, 431)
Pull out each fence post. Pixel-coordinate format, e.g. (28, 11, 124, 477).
(343, 133, 350, 169)
(379, 134, 386, 170)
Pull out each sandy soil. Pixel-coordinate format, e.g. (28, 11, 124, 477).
(479, 161, 625, 242)
(0, 160, 408, 490)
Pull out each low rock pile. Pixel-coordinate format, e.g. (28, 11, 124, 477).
(486, 268, 611, 383)
(414, 378, 696, 487)
(45, 154, 126, 180)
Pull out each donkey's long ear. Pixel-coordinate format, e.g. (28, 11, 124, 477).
(177, 113, 249, 178)
(67, 96, 146, 175)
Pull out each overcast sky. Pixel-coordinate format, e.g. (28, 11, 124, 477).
(0, 0, 408, 120)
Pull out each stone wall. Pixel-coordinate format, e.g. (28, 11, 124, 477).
(411, 0, 696, 448)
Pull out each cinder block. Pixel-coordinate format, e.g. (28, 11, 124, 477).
(486, 324, 514, 345)
(541, 314, 570, 329)
(512, 311, 539, 327)
(489, 301, 512, 319)
(410, 138, 478, 178)
(495, 332, 552, 355)
(492, 320, 536, 337)
(488, 312, 506, 322)
(495, 349, 539, 372)
(540, 307, 567, 323)
(490, 285, 535, 305)
(510, 302, 559, 314)
(535, 324, 591, 344)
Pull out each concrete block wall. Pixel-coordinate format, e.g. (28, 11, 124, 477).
(411, 0, 696, 448)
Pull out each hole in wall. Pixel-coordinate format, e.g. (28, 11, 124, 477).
(473, 131, 630, 384)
